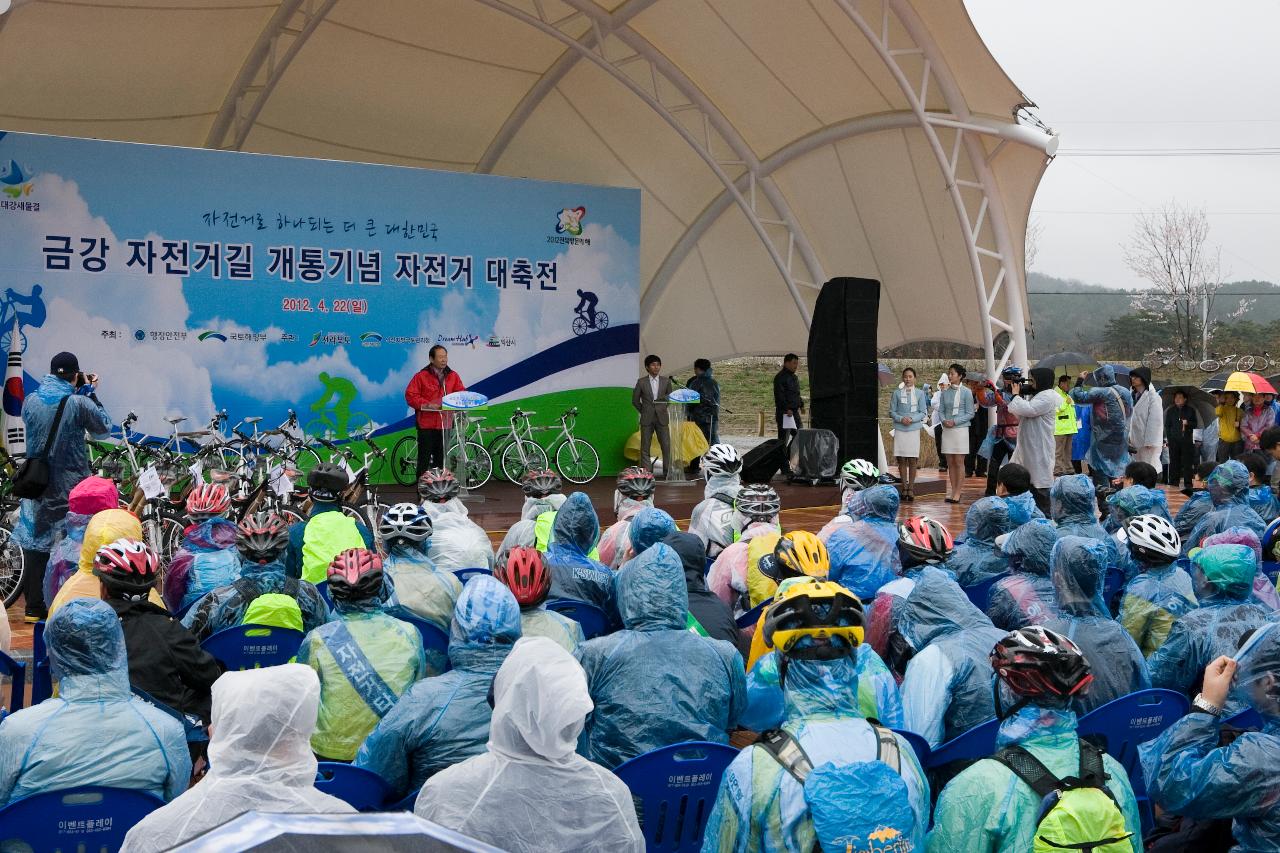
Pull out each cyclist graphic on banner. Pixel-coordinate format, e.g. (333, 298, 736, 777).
(0, 284, 46, 355)
(306, 372, 371, 439)
(572, 289, 608, 337)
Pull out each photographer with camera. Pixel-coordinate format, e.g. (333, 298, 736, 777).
(12, 352, 110, 622)
(983, 366, 1024, 497)
(1007, 367, 1061, 514)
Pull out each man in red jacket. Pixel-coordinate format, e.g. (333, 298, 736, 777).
(405, 345, 466, 478)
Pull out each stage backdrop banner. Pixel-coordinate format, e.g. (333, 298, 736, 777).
(0, 130, 640, 481)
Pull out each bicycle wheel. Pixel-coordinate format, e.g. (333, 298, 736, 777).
(555, 437, 600, 484)
(594, 311, 609, 331)
(1140, 353, 1164, 370)
(500, 440, 548, 483)
(1176, 358, 1198, 372)
(446, 441, 493, 490)
(0, 525, 24, 607)
(1199, 359, 1221, 373)
(288, 445, 322, 478)
(571, 315, 589, 336)
(1238, 355, 1256, 371)
(389, 435, 419, 486)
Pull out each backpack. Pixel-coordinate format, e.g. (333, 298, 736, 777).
(241, 592, 304, 633)
(993, 739, 1132, 853)
(759, 722, 919, 852)
(301, 511, 366, 584)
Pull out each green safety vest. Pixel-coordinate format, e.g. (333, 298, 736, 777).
(534, 510, 601, 561)
(1054, 388, 1080, 436)
(302, 512, 366, 584)
(686, 612, 709, 637)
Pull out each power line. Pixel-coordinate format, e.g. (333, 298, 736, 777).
(1036, 210, 1280, 215)
(1058, 147, 1280, 157)
(1028, 291, 1279, 296)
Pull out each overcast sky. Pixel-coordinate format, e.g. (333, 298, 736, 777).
(965, 0, 1280, 291)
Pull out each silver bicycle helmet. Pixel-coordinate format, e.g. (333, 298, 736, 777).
(1123, 514, 1181, 562)
(735, 483, 781, 524)
(379, 502, 434, 544)
(701, 443, 742, 477)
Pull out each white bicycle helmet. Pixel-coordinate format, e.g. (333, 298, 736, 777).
(840, 459, 880, 491)
(735, 483, 781, 523)
(378, 502, 434, 543)
(701, 443, 742, 477)
(1123, 514, 1180, 562)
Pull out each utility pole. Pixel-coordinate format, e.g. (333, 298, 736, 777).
(1201, 291, 1209, 361)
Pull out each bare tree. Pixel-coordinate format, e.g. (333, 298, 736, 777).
(1024, 216, 1042, 271)
(1123, 202, 1241, 359)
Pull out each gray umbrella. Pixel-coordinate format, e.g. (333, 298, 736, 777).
(172, 812, 505, 853)
(1201, 370, 1234, 391)
(1161, 386, 1218, 429)
(1034, 352, 1098, 373)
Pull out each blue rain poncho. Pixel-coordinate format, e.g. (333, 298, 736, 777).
(0, 599, 189, 805)
(13, 374, 111, 552)
(519, 605, 585, 654)
(701, 654, 931, 853)
(1004, 491, 1045, 526)
(163, 518, 242, 611)
(1187, 461, 1268, 552)
(1051, 474, 1121, 566)
(1104, 484, 1173, 534)
(355, 576, 522, 799)
(1174, 489, 1213, 545)
(381, 541, 462, 631)
(182, 555, 330, 641)
(986, 519, 1059, 630)
(297, 583, 428, 761)
(1247, 484, 1280, 523)
(949, 496, 1014, 587)
(1069, 365, 1134, 481)
(929, 704, 1142, 853)
(826, 485, 901, 596)
(415, 637, 644, 852)
(545, 492, 616, 619)
(1148, 543, 1271, 704)
(741, 644, 902, 732)
(897, 569, 1005, 747)
(576, 543, 746, 769)
(628, 506, 677, 556)
(1118, 554, 1197, 658)
(1140, 622, 1280, 853)
(1041, 537, 1150, 714)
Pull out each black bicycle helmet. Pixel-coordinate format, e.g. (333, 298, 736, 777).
(991, 626, 1093, 717)
(617, 466, 656, 499)
(327, 548, 385, 602)
(521, 468, 562, 498)
(417, 468, 460, 503)
(735, 483, 781, 524)
(307, 462, 349, 502)
(763, 578, 863, 661)
(236, 512, 290, 565)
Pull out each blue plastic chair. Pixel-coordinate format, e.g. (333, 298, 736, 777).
(1103, 564, 1127, 613)
(315, 762, 392, 812)
(395, 613, 452, 672)
(1225, 707, 1264, 730)
(387, 788, 421, 812)
(31, 620, 51, 705)
(454, 567, 492, 584)
(0, 785, 165, 851)
(201, 624, 305, 670)
(926, 717, 1000, 769)
(614, 741, 740, 853)
(1077, 688, 1189, 837)
(0, 649, 26, 713)
(546, 598, 610, 639)
(316, 580, 333, 608)
(735, 600, 767, 631)
(892, 728, 931, 769)
(961, 575, 1005, 612)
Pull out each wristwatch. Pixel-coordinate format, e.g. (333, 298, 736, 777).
(1191, 694, 1224, 717)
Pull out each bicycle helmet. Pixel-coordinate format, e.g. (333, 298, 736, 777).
(991, 626, 1093, 713)
(1123, 514, 1181, 564)
(92, 538, 160, 601)
(735, 483, 781, 524)
(378, 502, 433, 544)
(307, 462, 349, 502)
(495, 545, 551, 608)
(840, 459, 880, 492)
(417, 468, 459, 503)
(1263, 517, 1280, 563)
(617, 466, 656, 499)
(236, 511, 290, 565)
(701, 443, 742, 477)
(763, 578, 864, 660)
(521, 468, 562, 498)
(186, 482, 231, 517)
(773, 530, 830, 579)
(898, 515, 955, 567)
(327, 548, 385, 602)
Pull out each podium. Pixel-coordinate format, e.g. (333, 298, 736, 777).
(665, 388, 701, 484)
(441, 391, 492, 503)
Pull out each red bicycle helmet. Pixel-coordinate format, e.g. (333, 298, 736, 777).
(417, 468, 460, 503)
(496, 546, 551, 608)
(92, 538, 160, 600)
(617, 466, 656, 499)
(991, 626, 1093, 706)
(236, 511, 290, 565)
(186, 482, 231, 517)
(521, 468, 562, 498)
(897, 515, 954, 567)
(327, 548, 385, 602)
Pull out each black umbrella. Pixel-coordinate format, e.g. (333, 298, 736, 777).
(174, 812, 505, 853)
(1200, 370, 1234, 391)
(1161, 386, 1218, 429)
(1034, 352, 1098, 373)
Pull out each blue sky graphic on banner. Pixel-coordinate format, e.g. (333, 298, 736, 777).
(0, 130, 640, 446)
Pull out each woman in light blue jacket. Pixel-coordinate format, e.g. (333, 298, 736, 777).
(890, 367, 929, 501)
(938, 363, 976, 503)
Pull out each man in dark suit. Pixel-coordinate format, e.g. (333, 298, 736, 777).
(773, 353, 804, 474)
(632, 354, 673, 477)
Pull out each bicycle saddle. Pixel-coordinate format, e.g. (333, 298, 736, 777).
(164, 416, 188, 425)
(245, 416, 263, 424)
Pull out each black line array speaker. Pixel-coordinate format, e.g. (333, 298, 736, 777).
(807, 277, 880, 464)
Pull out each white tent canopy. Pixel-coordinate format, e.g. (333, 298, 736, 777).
(0, 0, 1054, 374)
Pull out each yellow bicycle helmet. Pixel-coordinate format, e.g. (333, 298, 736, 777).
(763, 578, 863, 659)
(773, 530, 830, 579)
